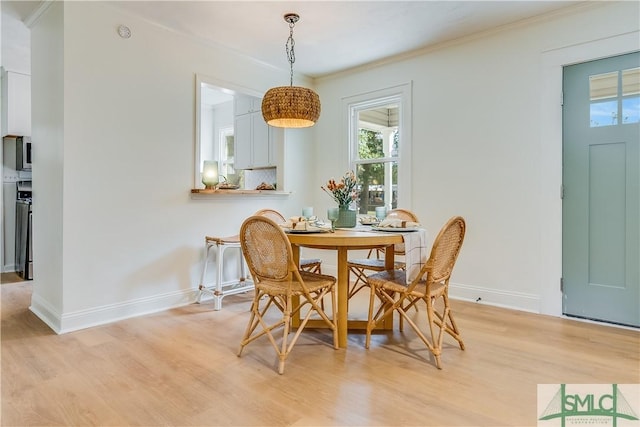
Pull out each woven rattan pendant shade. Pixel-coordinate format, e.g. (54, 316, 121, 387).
(262, 86, 321, 128)
(261, 13, 321, 128)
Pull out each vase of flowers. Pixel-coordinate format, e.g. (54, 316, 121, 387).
(322, 171, 358, 228)
(335, 205, 357, 228)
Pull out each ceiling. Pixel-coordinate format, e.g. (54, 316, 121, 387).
(6, 1, 581, 78)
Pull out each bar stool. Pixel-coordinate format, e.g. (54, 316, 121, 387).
(197, 234, 254, 310)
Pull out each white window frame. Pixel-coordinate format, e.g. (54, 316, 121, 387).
(343, 82, 413, 210)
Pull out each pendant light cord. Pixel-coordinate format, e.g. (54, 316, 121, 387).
(286, 20, 296, 87)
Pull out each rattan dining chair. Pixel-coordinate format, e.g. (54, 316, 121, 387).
(254, 209, 323, 273)
(365, 216, 466, 369)
(237, 215, 338, 374)
(347, 208, 420, 300)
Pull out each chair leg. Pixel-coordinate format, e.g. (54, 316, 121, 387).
(197, 242, 213, 303)
(366, 286, 396, 349)
(278, 294, 292, 375)
(365, 284, 377, 349)
(237, 291, 262, 356)
(425, 296, 443, 369)
(348, 266, 370, 300)
(437, 294, 465, 350)
(238, 286, 337, 375)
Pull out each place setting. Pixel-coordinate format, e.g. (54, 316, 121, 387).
(371, 218, 422, 232)
(279, 207, 332, 234)
(355, 206, 422, 232)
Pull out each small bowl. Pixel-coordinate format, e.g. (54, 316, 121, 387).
(359, 217, 379, 226)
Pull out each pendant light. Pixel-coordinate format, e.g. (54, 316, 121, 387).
(262, 13, 321, 128)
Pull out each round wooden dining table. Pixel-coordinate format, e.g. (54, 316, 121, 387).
(286, 228, 403, 348)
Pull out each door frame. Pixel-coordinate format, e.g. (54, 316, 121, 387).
(539, 31, 639, 317)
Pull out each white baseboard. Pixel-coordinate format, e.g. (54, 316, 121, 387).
(449, 282, 540, 313)
(31, 288, 200, 334)
(28, 278, 541, 335)
(29, 293, 63, 333)
(2, 264, 17, 273)
(318, 264, 541, 314)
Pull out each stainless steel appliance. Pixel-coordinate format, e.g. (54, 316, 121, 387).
(15, 181, 32, 280)
(16, 136, 32, 170)
(3, 137, 32, 272)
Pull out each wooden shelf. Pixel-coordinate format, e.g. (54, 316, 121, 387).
(190, 189, 290, 197)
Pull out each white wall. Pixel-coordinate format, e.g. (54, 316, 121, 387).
(30, 0, 64, 323)
(312, 2, 640, 314)
(29, 2, 314, 332)
(1, 2, 31, 75)
(28, 1, 639, 332)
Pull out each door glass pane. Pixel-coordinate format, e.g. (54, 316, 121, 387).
(622, 97, 640, 124)
(590, 100, 618, 127)
(590, 71, 619, 128)
(622, 67, 640, 96)
(589, 71, 618, 100)
(356, 161, 398, 214)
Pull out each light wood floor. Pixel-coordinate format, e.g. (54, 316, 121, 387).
(2, 282, 638, 426)
(0, 272, 25, 285)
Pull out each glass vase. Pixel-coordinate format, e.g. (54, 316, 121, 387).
(335, 205, 357, 228)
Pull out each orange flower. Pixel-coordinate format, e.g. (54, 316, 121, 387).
(321, 171, 358, 207)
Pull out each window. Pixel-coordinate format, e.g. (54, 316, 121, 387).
(345, 83, 412, 215)
(589, 67, 640, 127)
(194, 74, 263, 189)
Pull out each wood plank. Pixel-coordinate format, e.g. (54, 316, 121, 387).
(2, 282, 638, 426)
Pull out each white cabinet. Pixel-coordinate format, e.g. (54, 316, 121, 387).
(234, 95, 276, 169)
(1, 69, 31, 136)
(234, 95, 261, 116)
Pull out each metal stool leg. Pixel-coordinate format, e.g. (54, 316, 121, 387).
(212, 242, 226, 310)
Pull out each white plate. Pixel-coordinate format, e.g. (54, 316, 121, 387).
(284, 229, 331, 234)
(371, 226, 421, 232)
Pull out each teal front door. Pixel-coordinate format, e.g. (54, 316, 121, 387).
(562, 52, 640, 327)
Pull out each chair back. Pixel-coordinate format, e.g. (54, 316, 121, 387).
(425, 216, 466, 284)
(240, 216, 293, 282)
(254, 209, 286, 223)
(386, 208, 420, 255)
(386, 208, 419, 222)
